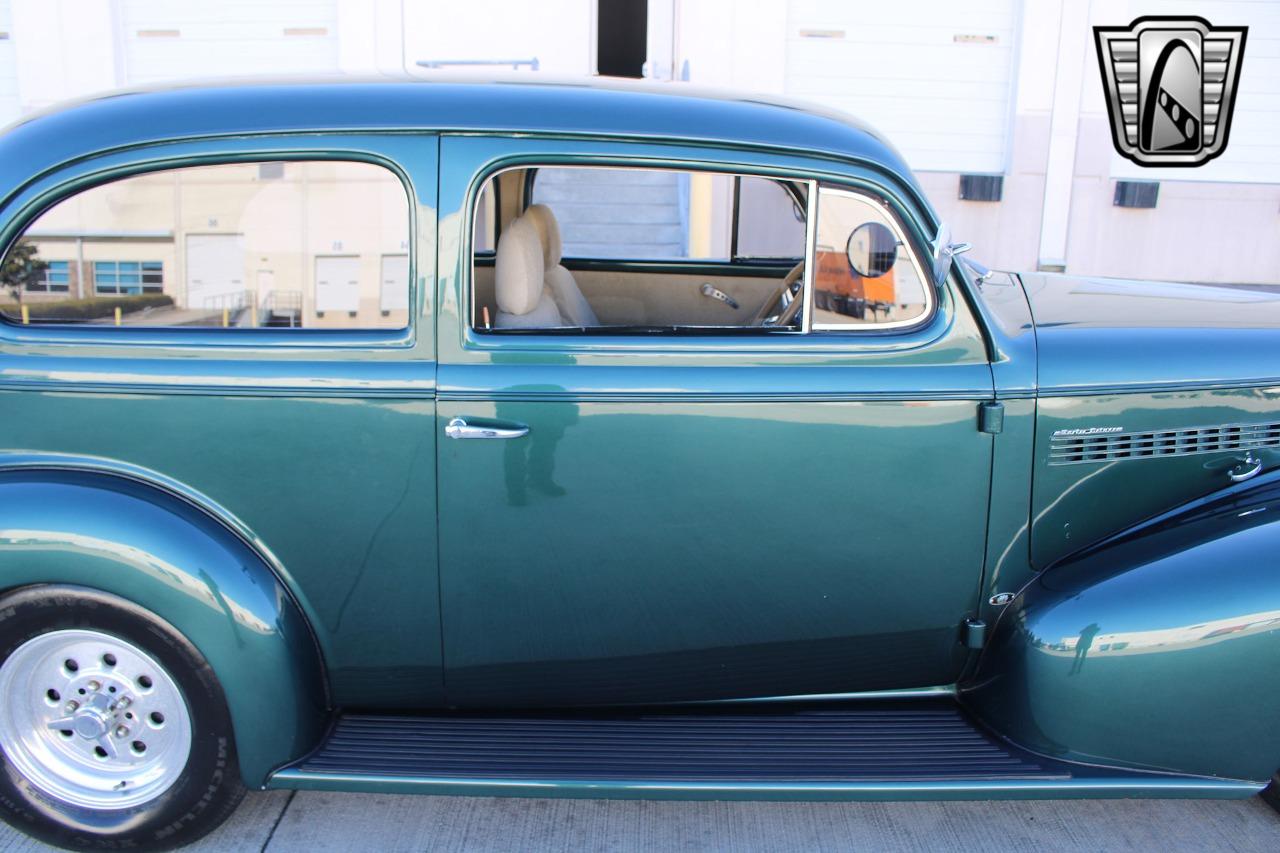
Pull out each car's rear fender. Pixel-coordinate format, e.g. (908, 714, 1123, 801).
(0, 459, 328, 786)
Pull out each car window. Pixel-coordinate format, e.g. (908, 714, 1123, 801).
(475, 165, 808, 333)
(473, 180, 497, 254)
(812, 186, 932, 329)
(0, 160, 411, 329)
(735, 177, 806, 259)
(528, 167, 803, 263)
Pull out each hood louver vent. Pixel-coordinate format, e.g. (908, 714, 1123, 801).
(1050, 422, 1280, 465)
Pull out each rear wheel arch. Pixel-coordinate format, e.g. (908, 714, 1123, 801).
(0, 465, 329, 786)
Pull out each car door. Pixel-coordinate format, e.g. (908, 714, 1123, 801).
(435, 136, 995, 707)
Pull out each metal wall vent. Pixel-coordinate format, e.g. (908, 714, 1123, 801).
(959, 174, 1003, 202)
(1114, 181, 1159, 208)
(1050, 421, 1280, 465)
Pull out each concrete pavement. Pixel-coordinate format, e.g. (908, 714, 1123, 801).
(4, 791, 1279, 852)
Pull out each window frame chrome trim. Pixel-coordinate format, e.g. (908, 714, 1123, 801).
(809, 186, 937, 333)
(801, 179, 818, 334)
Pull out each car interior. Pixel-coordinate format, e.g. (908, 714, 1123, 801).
(470, 165, 932, 335)
(471, 166, 810, 334)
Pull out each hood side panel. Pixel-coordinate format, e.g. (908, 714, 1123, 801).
(1032, 386, 1280, 568)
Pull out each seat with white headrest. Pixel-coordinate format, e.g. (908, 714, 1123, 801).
(494, 215, 564, 329)
(524, 204, 599, 327)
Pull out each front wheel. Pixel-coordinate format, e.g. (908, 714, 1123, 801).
(0, 586, 245, 851)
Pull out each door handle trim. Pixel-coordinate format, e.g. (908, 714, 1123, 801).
(445, 417, 529, 440)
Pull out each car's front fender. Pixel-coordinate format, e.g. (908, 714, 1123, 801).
(964, 474, 1280, 783)
(0, 465, 327, 786)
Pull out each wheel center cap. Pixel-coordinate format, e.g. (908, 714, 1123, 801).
(71, 693, 115, 740)
(72, 713, 106, 739)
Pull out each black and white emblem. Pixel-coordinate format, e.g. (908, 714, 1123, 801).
(1094, 16, 1247, 167)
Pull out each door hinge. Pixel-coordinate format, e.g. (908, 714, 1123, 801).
(978, 401, 1004, 434)
(963, 617, 987, 650)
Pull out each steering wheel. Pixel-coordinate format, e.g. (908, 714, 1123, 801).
(751, 260, 806, 327)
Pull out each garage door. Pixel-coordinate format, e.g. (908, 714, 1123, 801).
(315, 256, 360, 314)
(403, 0, 593, 76)
(0, 1, 17, 125)
(186, 234, 246, 311)
(119, 0, 338, 85)
(784, 0, 1019, 173)
(380, 254, 409, 313)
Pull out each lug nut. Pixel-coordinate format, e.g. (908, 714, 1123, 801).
(86, 680, 101, 692)
(63, 700, 79, 713)
(113, 696, 131, 711)
(114, 725, 129, 739)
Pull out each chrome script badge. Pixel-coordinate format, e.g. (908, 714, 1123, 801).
(1094, 16, 1247, 167)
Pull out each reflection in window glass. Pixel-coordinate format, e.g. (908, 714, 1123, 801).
(530, 166, 736, 261)
(735, 177, 805, 259)
(0, 161, 410, 329)
(473, 181, 497, 254)
(812, 187, 931, 328)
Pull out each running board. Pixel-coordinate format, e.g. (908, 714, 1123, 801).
(269, 700, 1260, 801)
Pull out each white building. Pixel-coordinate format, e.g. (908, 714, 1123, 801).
(1, 0, 1277, 284)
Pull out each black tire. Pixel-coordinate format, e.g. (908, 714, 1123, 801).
(0, 585, 246, 851)
(1261, 772, 1280, 814)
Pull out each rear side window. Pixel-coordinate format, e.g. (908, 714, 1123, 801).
(0, 161, 411, 329)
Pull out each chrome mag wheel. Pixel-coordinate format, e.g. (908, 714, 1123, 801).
(0, 628, 193, 809)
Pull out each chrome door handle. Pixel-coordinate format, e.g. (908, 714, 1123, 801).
(1228, 452, 1263, 483)
(444, 417, 529, 440)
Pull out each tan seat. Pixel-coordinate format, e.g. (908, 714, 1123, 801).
(524, 204, 599, 327)
(494, 215, 564, 329)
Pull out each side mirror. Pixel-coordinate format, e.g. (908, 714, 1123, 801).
(930, 221, 971, 284)
(846, 222, 898, 278)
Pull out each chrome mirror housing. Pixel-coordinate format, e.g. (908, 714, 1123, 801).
(930, 221, 972, 284)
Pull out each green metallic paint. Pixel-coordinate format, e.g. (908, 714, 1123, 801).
(967, 472, 1280, 783)
(0, 468, 324, 785)
(1031, 387, 1280, 568)
(1018, 272, 1280, 397)
(436, 134, 995, 707)
(0, 391, 442, 709)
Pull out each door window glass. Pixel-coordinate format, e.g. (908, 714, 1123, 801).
(529, 167, 803, 263)
(0, 160, 411, 329)
(480, 166, 807, 332)
(812, 187, 932, 329)
(735, 177, 806, 259)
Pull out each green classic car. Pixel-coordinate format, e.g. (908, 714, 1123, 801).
(0, 77, 1277, 850)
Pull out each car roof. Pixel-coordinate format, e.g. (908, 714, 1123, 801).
(0, 75, 932, 222)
